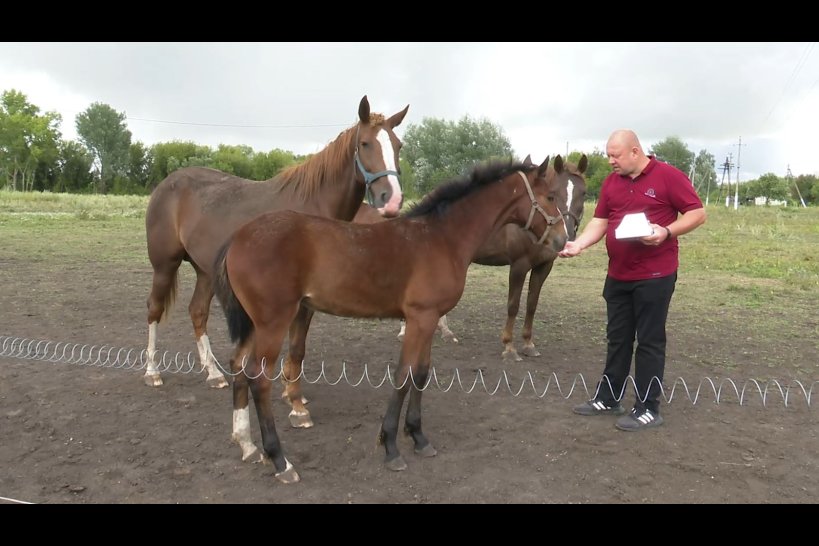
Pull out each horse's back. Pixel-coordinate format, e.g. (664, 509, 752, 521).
(146, 167, 275, 273)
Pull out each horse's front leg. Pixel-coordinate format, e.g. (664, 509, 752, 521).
(231, 335, 261, 462)
(501, 264, 528, 362)
(282, 305, 314, 428)
(520, 259, 554, 357)
(379, 313, 437, 471)
(404, 325, 437, 458)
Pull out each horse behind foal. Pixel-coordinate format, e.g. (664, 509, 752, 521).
(473, 154, 588, 361)
(214, 158, 567, 482)
(143, 95, 408, 388)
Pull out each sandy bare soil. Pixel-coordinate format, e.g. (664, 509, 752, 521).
(1, 259, 817, 504)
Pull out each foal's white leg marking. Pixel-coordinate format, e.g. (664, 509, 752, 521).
(197, 334, 228, 388)
(376, 129, 402, 216)
(144, 321, 163, 386)
(397, 320, 407, 341)
(232, 407, 260, 462)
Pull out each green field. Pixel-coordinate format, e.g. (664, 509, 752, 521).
(2, 189, 818, 379)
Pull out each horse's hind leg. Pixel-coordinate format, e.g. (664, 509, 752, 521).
(501, 264, 528, 362)
(282, 305, 314, 428)
(189, 264, 228, 388)
(231, 335, 261, 462)
(145, 257, 182, 387)
(520, 260, 555, 357)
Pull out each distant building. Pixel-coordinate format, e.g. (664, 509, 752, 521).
(753, 197, 787, 206)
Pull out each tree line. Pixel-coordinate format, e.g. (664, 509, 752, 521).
(2, 88, 817, 205)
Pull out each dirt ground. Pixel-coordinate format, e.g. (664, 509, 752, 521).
(1, 258, 817, 504)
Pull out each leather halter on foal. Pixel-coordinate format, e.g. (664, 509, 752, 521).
(517, 170, 563, 244)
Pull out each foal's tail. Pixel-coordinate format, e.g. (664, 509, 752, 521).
(213, 241, 253, 345)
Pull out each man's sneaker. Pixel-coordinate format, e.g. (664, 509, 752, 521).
(615, 407, 664, 431)
(573, 399, 626, 416)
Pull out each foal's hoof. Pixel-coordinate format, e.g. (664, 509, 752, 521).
(520, 346, 541, 358)
(275, 459, 301, 484)
(396, 332, 405, 342)
(143, 373, 163, 387)
(414, 444, 437, 458)
(289, 410, 314, 428)
(385, 455, 408, 472)
(206, 375, 229, 389)
(502, 349, 523, 363)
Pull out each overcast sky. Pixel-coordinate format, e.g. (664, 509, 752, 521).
(2, 42, 818, 181)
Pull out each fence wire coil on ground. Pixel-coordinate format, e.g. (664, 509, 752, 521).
(1, 335, 815, 408)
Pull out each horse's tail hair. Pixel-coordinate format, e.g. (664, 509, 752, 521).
(160, 269, 178, 322)
(213, 241, 253, 344)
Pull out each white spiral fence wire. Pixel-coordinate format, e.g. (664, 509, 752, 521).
(1, 335, 816, 407)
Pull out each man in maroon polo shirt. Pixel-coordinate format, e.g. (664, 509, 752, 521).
(559, 129, 706, 431)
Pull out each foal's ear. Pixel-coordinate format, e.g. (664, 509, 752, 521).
(538, 155, 550, 177)
(578, 153, 589, 174)
(554, 154, 564, 174)
(387, 104, 410, 128)
(522, 154, 533, 166)
(359, 95, 371, 123)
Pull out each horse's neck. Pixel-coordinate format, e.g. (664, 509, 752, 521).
(263, 146, 364, 221)
(320, 152, 364, 221)
(436, 181, 521, 265)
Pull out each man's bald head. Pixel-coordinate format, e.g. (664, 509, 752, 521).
(606, 129, 649, 179)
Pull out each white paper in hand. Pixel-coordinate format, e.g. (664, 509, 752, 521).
(615, 212, 653, 239)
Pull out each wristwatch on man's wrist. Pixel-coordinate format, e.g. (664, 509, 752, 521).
(664, 226, 673, 239)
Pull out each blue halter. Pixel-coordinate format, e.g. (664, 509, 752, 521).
(355, 150, 400, 207)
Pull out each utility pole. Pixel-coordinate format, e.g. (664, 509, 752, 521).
(788, 165, 808, 208)
(733, 137, 747, 210)
(718, 154, 733, 208)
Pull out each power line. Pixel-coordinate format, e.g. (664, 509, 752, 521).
(126, 116, 348, 129)
(762, 42, 815, 126)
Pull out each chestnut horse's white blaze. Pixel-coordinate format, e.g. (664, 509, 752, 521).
(376, 129, 403, 216)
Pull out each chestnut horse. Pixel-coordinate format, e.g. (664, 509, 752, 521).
(144, 96, 408, 388)
(214, 158, 567, 482)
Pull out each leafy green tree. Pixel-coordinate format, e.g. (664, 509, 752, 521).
(744, 173, 789, 204)
(148, 141, 213, 188)
(649, 136, 694, 176)
(251, 148, 299, 180)
(211, 144, 254, 179)
(402, 116, 513, 195)
(55, 140, 94, 192)
(127, 141, 153, 193)
(0, 89, 62, 191)
(75, 102, 132, 193)
(691, 149, 717, 199)
(792, 174, 816, 206)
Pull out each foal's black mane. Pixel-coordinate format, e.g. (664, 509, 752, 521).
(404, 160, 534, 219)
